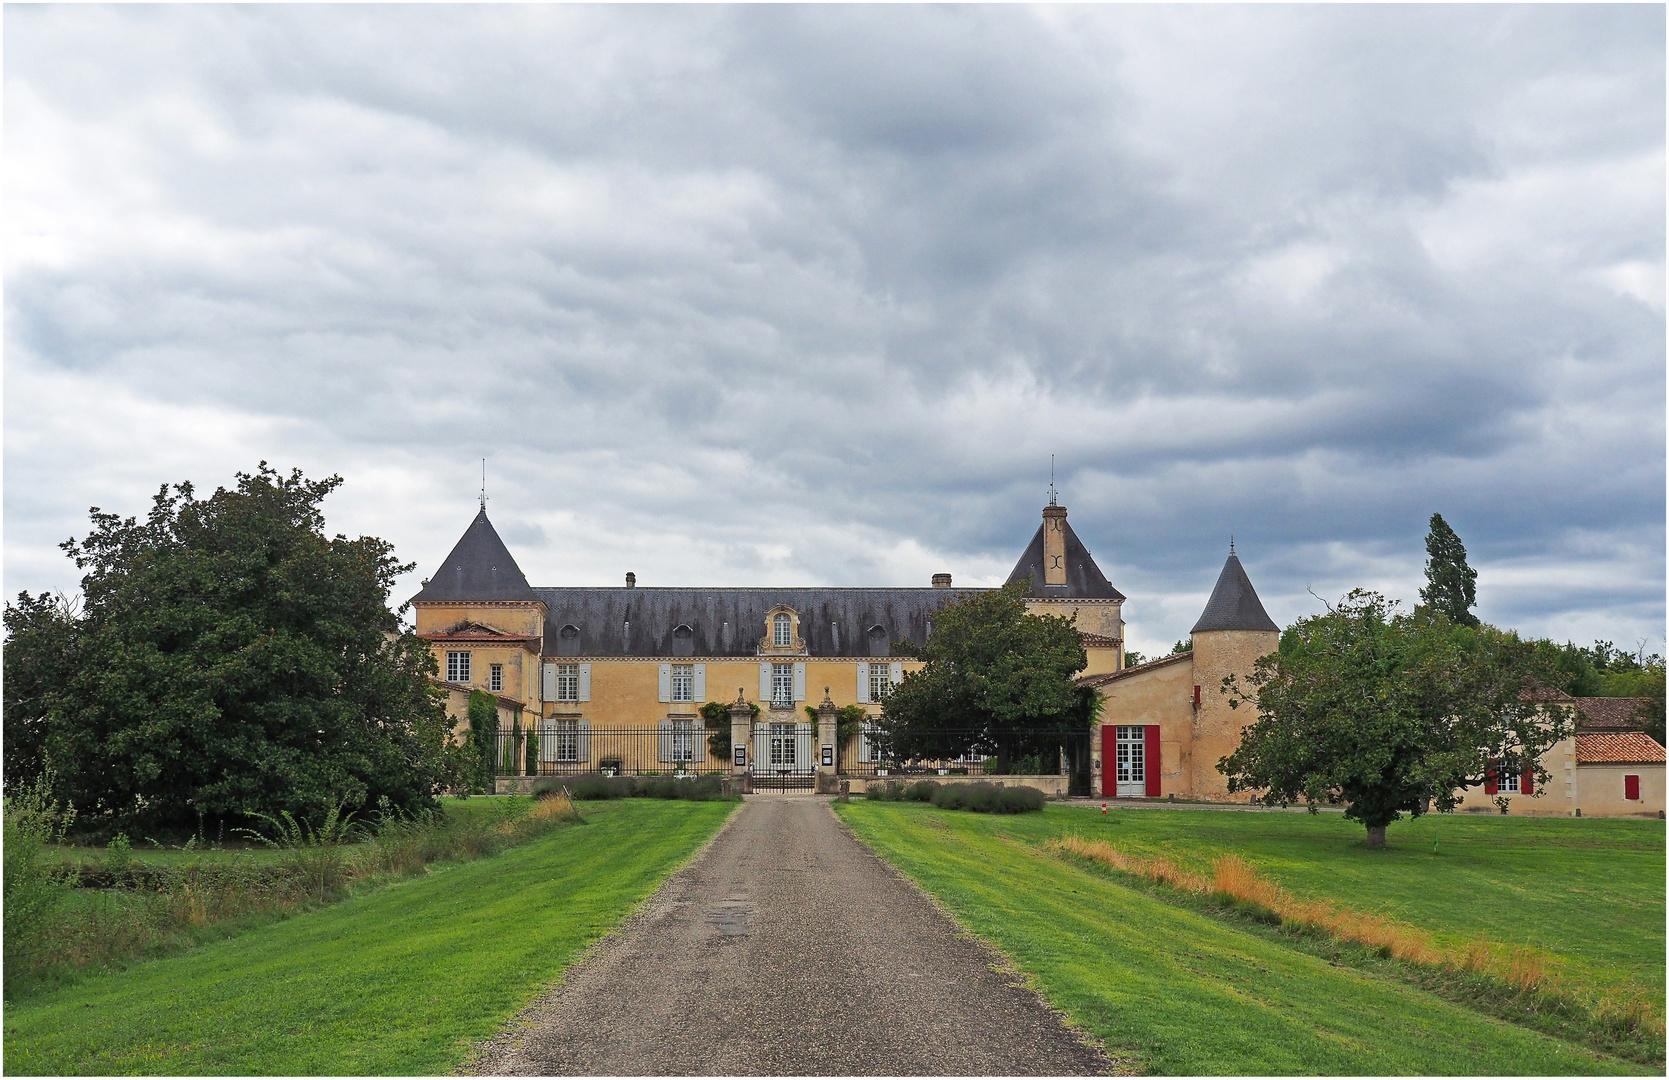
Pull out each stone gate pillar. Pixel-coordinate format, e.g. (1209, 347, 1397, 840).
(816, 688, 838, 793)
(728, 688, 752, 779)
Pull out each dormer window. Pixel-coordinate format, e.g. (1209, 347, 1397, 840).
(672, 623, 695, 657)
(557, 624, 581, 657)
(868, 624, 890, 657)
(773, 613, 792, 647)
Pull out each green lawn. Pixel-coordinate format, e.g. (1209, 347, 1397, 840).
(4, 799, 735, 1076)
(836, 801, 1660, 1075)
(1052, 804, 1666, 1001)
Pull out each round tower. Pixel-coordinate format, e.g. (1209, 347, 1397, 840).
(1188, 546, 1280, 798)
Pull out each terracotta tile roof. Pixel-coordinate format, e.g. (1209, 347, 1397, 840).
(1572, 697, 1657, 731)
(1575, 731, 1666, 766)
(1080, 633, 1123, 648)
(1078, 651, 1192, 688)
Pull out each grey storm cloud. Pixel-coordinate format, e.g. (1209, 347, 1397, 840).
(5, 4, 1663, 656)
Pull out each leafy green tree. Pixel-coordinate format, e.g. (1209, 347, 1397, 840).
(1170, 638, 1193, 655)
(1535, 639, 1666, 745)
(1419, 513, 1479, 627)
(2, 464, 453, 834)
(466, 691, 499, 792)
(1, 592, 79, 797)
(879, 585, 1092, 772)
(1219, 591, 1574, 847)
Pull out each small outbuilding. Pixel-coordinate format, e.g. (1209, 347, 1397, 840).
(1452, 694, 1665, 818)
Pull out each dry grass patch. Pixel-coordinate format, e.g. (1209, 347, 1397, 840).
(1047, 834, 1662, 1042)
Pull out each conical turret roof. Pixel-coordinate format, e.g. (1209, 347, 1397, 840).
(1004, 508, 1124, 600)
(411, 509, 540, 604)
(1190, 551, 1278, 633)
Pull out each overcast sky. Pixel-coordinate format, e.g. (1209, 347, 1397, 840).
(6, 5, 1664, 656)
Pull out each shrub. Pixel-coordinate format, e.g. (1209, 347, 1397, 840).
(543, 772, 731, 802)
(236, 805, 359, 902)
(3, 774, 76, 992)
(930, 782, 1046, 814)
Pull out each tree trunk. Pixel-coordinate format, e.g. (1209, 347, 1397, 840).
(1364, 824, 1387, 848)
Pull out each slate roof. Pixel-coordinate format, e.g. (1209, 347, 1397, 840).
(1004, 519, 1124, 600)
(410, 511, 541, 604)
(534, 587, 979, 658)
(1190, 552, 1278, 634)
(1575, 731, 1666, 766)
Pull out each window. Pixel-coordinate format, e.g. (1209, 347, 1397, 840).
(773, 613, 792, 647)
(553, 720, 581, 763)
(556, 663, 579, 702)
(771, 663, 794, 708)
(447, 651, 471, 683)
(1115, 725, 1145, 788)
(670, 720, 695, 762)
(770, 722, 798, 768)
(863, 723, 887, 764)
(1498, 770, 1520, 793)
(1625, 774, 1641, 801)
(672, 664, 694, 703)
(869, 663, 892, 701)
(488, 663, 503, 693)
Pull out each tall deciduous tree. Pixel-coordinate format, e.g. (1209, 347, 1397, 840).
(1, 464, 455, 833)
(1218, 591, 1574, 847)
(879, 585, 1094, 772)
(1419, 513, 1479, 627)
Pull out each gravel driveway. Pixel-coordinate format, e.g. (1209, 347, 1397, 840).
(467, 796, 1113, 1076)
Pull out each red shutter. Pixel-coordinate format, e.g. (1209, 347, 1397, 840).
(1521, 769, 1533, 795)
(1101, 724, 1116, 798)
(1145, 725, 1161, 797)
(1485, 761, 1498, 796)
(1625, 774, 1640, 801)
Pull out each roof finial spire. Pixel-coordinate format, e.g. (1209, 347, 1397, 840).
(1047, 454, 1058, 507)
(1229, 534, 1235, 555)
(480, 458, 488, 513)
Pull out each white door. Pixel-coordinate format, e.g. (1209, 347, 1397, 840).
(1115, 725, 1146, 796)
(768, 723, 802, 774)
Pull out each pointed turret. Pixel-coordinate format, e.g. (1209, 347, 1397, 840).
(411, 509, 539, 604)
(1004, 503, 1124, 600)
(1190, 549, 1277, 633)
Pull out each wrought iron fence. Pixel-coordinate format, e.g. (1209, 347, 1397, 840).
(834, 728, 1089, 781)
(490, 724, 732, 779)
(486, 723, 1091, 794)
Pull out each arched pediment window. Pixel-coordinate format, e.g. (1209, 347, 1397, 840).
(773, 613, 792, 647)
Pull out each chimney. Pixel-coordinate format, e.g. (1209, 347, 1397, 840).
(932, 573, 952, 588)
(625, 572, 636, 588)
(1042, 504, 1068, 587)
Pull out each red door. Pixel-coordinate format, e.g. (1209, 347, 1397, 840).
(1101, 725, 1116, 797)
(1145, 725, 1162, 797)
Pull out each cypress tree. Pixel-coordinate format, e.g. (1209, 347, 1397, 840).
(1420, 513, 1479, 627)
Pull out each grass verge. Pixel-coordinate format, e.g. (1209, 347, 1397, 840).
(835, 801, 1656, 1076)
(3, 799, 735, 1075)
(1059, 803, 1665, 1003)
(6, 793, 587, 999)
(1047, 835, 1662, 1063)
